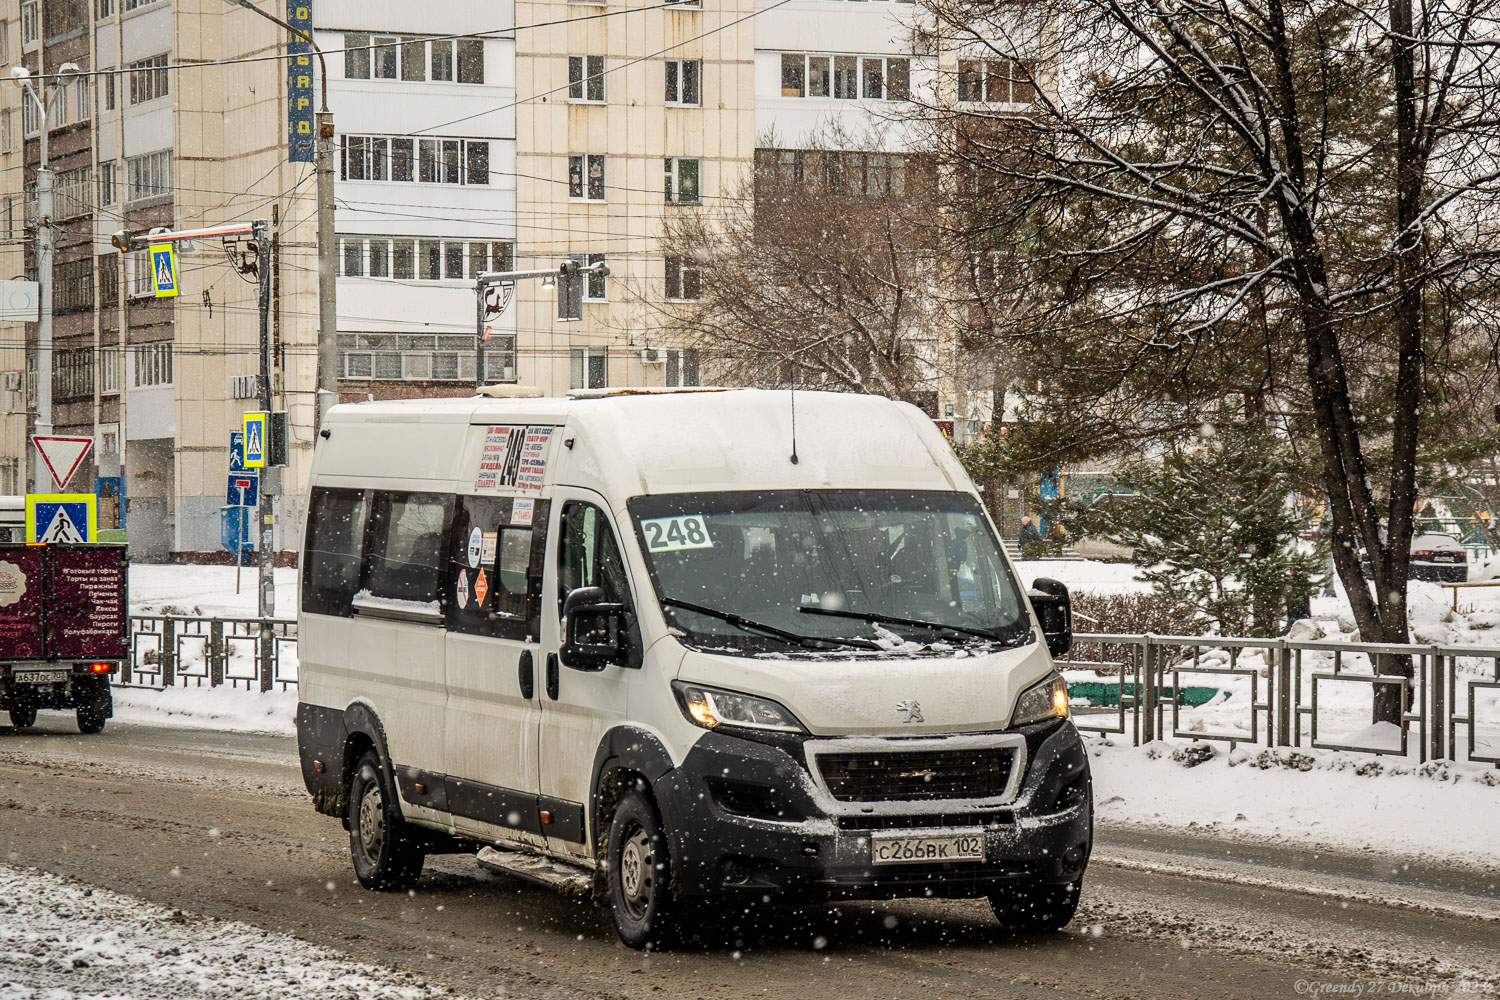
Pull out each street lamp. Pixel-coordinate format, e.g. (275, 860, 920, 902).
(222, 0, 338, 436)
(13, 61, 82, 493)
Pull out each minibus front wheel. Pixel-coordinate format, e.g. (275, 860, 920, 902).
(605, 789, 681, 950)
(348, 750, 425, 890)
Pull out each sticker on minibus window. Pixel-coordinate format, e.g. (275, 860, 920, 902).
(456, 570, 470, 608)
(641, 515, 714, 552)
(466, 527, 484, 568)
(512, 498, 534, 525)
(481, 530, 498, 563)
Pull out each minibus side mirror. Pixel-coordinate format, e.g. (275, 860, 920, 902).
(562, 586, 628, 671)
(1029, 577, 1073, 659)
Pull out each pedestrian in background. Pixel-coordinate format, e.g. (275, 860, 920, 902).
(1018, 515, 1041, 557)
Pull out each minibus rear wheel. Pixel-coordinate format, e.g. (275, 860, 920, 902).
(605, 789, 679, 950)
(348, 750, 425, 890)
(988, 879, 1081, 933)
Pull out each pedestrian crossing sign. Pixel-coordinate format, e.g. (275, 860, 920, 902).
(150, 241, 178, 298)
(25, 494, 98, 543)
(242, 412, 268, 468)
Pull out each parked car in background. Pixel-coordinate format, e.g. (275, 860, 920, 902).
(1359, 531, 1468, 583)
(1410, 532, 1468, 582)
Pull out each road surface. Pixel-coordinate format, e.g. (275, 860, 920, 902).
(1, 716, 1495, 999)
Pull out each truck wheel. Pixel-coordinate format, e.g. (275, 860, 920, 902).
(8, 706, 36, 728)
(76, 687, 111, 734)
(605, 788, 679, 950)
(988, 880, 1081, 933)
(347, 750, 425, 891)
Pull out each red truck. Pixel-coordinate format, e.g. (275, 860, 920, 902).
(0, 544, 127, 733)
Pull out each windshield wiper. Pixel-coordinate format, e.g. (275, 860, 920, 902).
(661, 597, 878, 650)
(797, 606, 1030, 645)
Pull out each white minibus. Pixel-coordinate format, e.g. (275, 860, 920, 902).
(296, 388, 1090, 948)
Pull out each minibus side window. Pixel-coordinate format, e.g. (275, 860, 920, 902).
(363, 492, 453, 606)
(302, 487, 371, 617)
(446, 494, 547, 641)
(558, 502, 630, 613)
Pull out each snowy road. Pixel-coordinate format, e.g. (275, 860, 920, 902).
(0, 719, 1496, 999)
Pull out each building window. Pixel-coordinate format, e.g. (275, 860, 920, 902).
(338, 332, 514, 383)
(53, 259, 94, 314)
(123, 0, 161, 10)
(568, 154, 606, 200)
(341, 134, 489, 185)
(70, 75, 90, 123)
(54, 166, 93, 219)
(958, 59, 1037, 105)
(97, 0, 116, 18)
(102, 69, 116, 111)
(664, 348, 700, 387)
(781, 53, 805, 97)
(568, 55, 605, 102)
(129, 53, 170, 105)
(126, 249, 153, 296)
(98, 255, 118, 305)
(22, 99, 38, 138)
(54, 348, 94, 401)
(21, 3, 37, 46)
(665, 255, 700, 301)
(133, 341, 173, 387)
(345, 33, 483, 84)
(665, 58, 700, 105)
(0, 111, 10, 153)
(100, 346, 121, 394)
(664, 157, 700, 204)
(834, 56, 858, 100)
(570, 347, 608, 390)
(126, 150, 171, 203)
(97, 161, 116, 206)
(339, 236, 514, 282)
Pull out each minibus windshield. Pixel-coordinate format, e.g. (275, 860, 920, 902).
(626, 490, 1030, 654)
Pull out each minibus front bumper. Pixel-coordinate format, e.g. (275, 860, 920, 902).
(654, 718, 1091, 902)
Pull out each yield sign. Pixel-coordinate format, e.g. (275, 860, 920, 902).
(31, 436, 93, 490)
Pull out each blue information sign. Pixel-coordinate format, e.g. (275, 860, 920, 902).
(227, 474, 260, 507)
(229, 430, 246, 473)
(286, 2, 315, 163)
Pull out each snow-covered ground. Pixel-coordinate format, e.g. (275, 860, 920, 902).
(1088, 737, 1500, 865)
(112, 686, 297, 737)
(130, 564, 300, 619)
(0, 865, 463, 1000)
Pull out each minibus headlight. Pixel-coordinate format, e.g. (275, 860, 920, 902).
(1010, 672, 1069, 727)
(673, 682, 804, 734)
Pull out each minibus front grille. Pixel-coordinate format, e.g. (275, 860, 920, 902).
(814, 747, 1015, 803)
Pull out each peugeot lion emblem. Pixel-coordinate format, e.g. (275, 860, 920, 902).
(896, 699, 924, 724)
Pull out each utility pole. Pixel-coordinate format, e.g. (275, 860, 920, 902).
(473, 260, 606, 389)
(224, 0, 338, 434)
(11, 63, 81, 492)
(253, 219, 275, 618)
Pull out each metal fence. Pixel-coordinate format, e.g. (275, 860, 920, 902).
(1062, 633, 1500, 765)
(122, 614, 297, 693)
(115, 616, 1499, 765)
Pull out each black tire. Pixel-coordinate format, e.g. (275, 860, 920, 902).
(605, 788, 679, 950)
(347, 750, 425, 891)
(76, 686, 111, 734)
(988, 880, 1081, 933)
(8, 706, 36, 728)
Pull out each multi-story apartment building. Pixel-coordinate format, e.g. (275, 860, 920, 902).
(0, 0, 1032, 557)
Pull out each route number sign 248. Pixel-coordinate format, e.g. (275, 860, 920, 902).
(640, 515, 714, 552)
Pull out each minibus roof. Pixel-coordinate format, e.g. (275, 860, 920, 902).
(322, 388, 968, 497)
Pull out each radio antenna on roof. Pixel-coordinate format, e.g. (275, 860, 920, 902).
(789, 368, 799, 465)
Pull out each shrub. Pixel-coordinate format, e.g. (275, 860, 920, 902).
(1067, 590, 1198, 675)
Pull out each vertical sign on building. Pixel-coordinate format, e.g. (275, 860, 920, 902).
(287, 2, 315, 163)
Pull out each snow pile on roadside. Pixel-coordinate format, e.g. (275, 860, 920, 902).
(111, 685, 297, 736)
(1088, 735, 1500, 866)
(0, 865, 468, 1000)
(130, 564, 301, 619)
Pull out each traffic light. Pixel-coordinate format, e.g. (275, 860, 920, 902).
(269, 411, 289, 467)
(557, 259, 583, 322)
